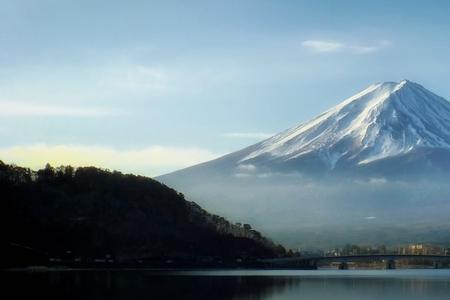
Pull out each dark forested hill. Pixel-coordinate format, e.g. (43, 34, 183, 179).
(0, 161, 285, 268)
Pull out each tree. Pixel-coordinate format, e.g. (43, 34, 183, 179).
(37, 163, 55, 182)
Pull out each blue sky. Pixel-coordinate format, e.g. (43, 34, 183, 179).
(2, 0, 450, 176)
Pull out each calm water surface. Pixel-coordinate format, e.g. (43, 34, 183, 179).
(3, 269, 450, 299)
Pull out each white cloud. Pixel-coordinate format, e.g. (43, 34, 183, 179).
(0, 101, 114, 117)
(301, 40, 344, 53)
(223, 132, 274, 139)
(354, 177, 387, 185)
(349, 45, 379, 54)
(236, 164, 257, 172)
(0, 144, 220, 176)
(302, 39, 390, 54)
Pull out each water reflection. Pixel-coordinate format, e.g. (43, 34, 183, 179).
(2, 270, 450, 300)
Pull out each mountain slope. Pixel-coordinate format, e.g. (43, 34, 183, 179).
(0, 161, 285, 268)
(160, 80, 450, 181)
(242, 80, 450, 168)
(158, 80, 450, 248)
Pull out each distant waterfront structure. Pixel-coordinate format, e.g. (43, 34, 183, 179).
(398, 244, 448, 256)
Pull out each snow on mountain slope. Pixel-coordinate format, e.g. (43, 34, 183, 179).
(159, 80, 450, 182)
(158, 80, 450, 247)
(157, 80, 450, 248)
(240, 80, 450, 169)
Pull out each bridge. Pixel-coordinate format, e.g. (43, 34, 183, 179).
(259, 254, 450, 269)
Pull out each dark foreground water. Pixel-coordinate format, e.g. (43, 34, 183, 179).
(3, 269, 450, 300)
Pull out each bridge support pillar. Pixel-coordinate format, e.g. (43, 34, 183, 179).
(433, 261, 443, 269)
(338, 262, 348, 270)
(308, 260, 318, 270)
(385, 260, 396, 269)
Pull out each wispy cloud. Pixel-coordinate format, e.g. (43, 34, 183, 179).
(97, 65, 170, 93)
(369, 177, 387, 184)
(0, 60, 238, 108)
(0, 144, 220, 177)
(0, 101, 114, 117)
(222, 132, 274, 139)
(302, 39, 390, 54)
(354, 177, 387, 185)
(302, 40, 345, 53)
(236, 164, 257, 172)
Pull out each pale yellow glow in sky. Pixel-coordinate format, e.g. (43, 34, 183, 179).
(0, 144, 219, 177)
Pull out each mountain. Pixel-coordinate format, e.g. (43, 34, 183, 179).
(158, 80, 450, 248)
(161, 80, 450, 179)
(0, 161, 285, 268)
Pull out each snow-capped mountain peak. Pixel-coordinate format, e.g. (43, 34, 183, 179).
(240, 80, 450, 168)
(158, 80, 450, 249)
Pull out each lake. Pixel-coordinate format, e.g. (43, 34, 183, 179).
(2, 269, 450, 299)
